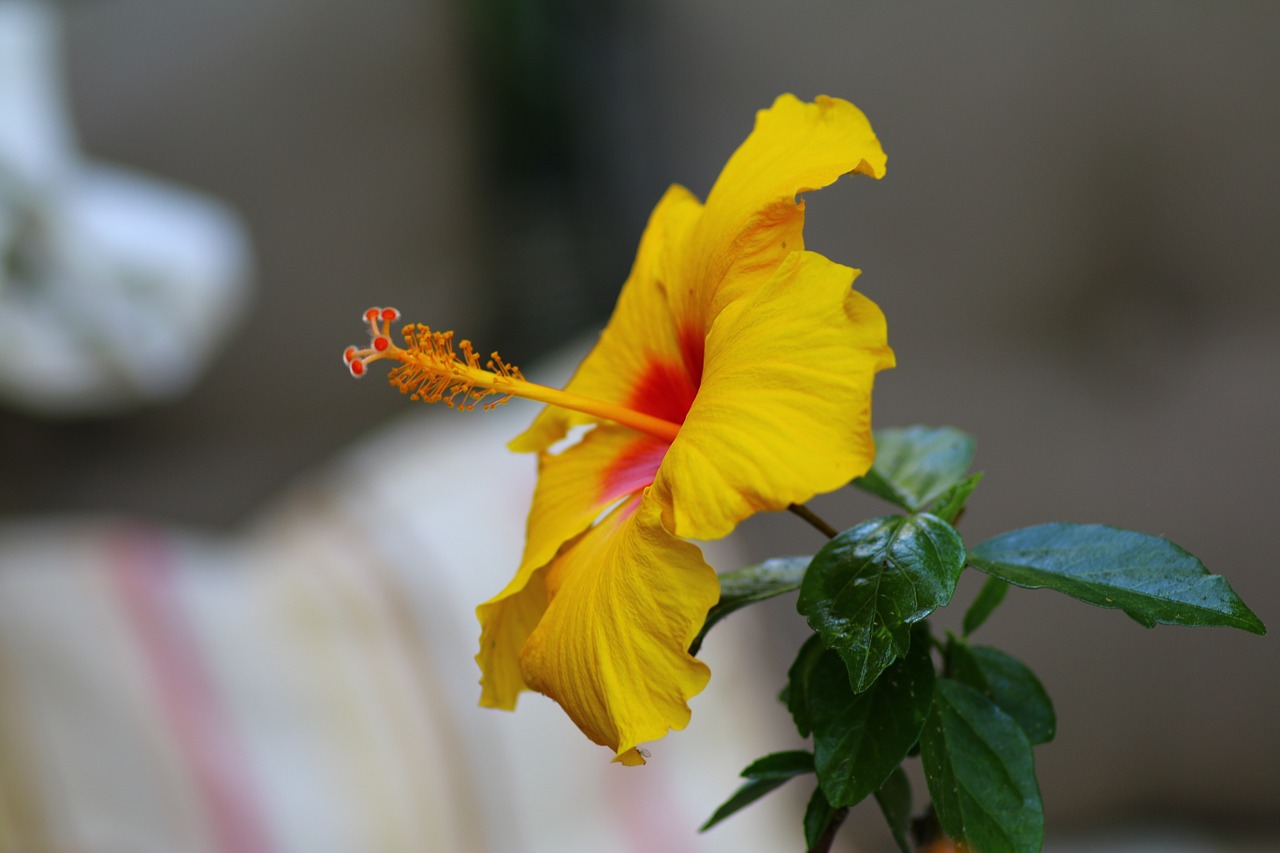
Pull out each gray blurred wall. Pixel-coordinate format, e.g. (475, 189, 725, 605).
(0, 0, 1276, 845)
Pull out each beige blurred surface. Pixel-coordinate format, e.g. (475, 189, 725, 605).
(0, 0, 1276, 848)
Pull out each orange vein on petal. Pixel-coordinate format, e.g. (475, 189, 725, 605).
(341, 310, 681, 445)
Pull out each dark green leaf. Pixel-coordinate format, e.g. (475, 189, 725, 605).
(783, 634, 826, 737)
(809, 622, 935, 808)
(948, 643, 1055, 745)
(700, 750, 814, 832)
(741, 749, 815, 780)
(691, 556, 811, 654)
(700, 777, 790, 833)
(798, 515, 966, 691)
(969, 524, 1266, 634)
(928, 472, 984, 525)
(921, 679, 1044, 853)
(962, 576, 1010, 637)
(803, 785, 836, 850)
(848, 466, 905, 508)
(874, 767, 913, 853)
(853, 426, 976, 511)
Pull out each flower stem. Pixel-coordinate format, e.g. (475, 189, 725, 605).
(788, 503, 839, 539)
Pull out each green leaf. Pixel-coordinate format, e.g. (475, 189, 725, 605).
(809, 622, 935, 808)
(691, 556, 811, 654)
(921, 679, 1044, 853)
(853, 426, 977, 511)
(962, 576, 1009, 637)
(798, 515, 966, 692)
(928, 472, 984, 525)
(803, 785, 836, 850)
(848, 467, 905, 509)
(700, 750, 814, 832)
(874, 767, 913, 853)
(968, 524, 1266, 634)
(782, 634, 826, 737)
(741, 749, 816, 780)
(700, 778, 791, 833)
(948, 643, 1056, 745)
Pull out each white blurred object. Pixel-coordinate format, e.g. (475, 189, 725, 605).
(0, 365, 803, 851)
(0, 0, 251, 415)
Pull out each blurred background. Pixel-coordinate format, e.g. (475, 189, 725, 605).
(0, 1, 1277, 851)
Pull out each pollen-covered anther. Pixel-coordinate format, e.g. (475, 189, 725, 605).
(343, 306, 680, 441)
(367, 321, 524, 412)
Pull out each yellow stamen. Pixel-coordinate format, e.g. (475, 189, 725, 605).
(366, 321, 681, 444)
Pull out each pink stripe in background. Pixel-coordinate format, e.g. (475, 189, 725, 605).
(109, 528, 276, 853)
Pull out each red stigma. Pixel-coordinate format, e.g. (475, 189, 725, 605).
(344, 305, 408, 383)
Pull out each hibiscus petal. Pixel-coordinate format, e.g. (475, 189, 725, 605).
(476, 563, 549, 710)
(526, 425, 668, 575)
(518, 491, 719, 764)
(476, 424, 664, 709)
(510, 184, 704, 454)
(508, 96, 884, 458)
(654, 250, 894, 541)
(678, 94, 887, 334)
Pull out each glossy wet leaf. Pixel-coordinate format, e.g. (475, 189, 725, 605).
(798, 514, 965, 691)
(969, 524, 1265, 634)
(928, 472, 983, 524)
(948, 643, 1055, 744)
(691, 556, 811, 654)
(809, 623, 935, 808)
(921, 679, 1044, 853)
(853, 426, 976, 511)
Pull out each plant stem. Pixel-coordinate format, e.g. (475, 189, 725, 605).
(807, 806, 848, 853)
(788, 503, 839, 539)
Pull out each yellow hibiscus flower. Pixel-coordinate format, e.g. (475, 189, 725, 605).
(343, 94, 894, 765)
